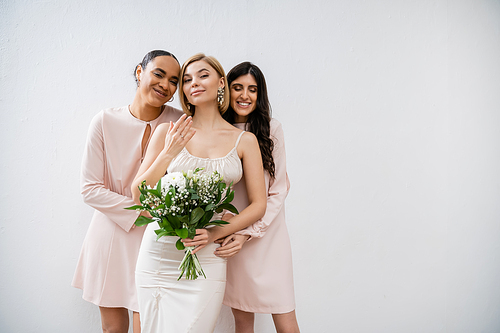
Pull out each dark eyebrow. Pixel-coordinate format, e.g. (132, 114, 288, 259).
(153, 68, 166, 75)
(231, 83, 258, 89)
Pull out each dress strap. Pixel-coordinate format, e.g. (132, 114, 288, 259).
(234, 131, 246, 149)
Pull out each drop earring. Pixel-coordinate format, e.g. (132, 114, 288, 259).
(217, 87, 224, 106)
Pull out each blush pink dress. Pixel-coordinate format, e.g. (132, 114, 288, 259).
(223, 119, 296, 314)
(135, 131, 245, 333)
(72, 105, 183, 311)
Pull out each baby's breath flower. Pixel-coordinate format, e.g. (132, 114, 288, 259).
(130, 168, 236, 280)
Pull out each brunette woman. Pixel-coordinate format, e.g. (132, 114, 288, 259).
(131, 54, 267, 332)
(216, 62, 300, 333)
(72, 50, 183, 333)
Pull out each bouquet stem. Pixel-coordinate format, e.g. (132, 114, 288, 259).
(178, 246, 206, 280)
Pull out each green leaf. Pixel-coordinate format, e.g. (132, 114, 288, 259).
(215, 185, 222, 199)
(223, 190, 234, 204)
(156, 230, 171, 241)
(162, 218, 174, 232)
(176, 238, 185, 250)
(197, 212, 212, 228)
(180, 215, 189, 226)
(175, 228, 189, 239)
(134, 215, 154, 227)
(190, 207, 205, 225)
(205, 203, 215, 211)
(155, 228, 175, 236)
(188, 226, 196, 239)
(217, 203, 239, 214)
(165, 191, 172, 206)
(125, 205, 144, 210)
(206, 219, 230, 226)
(139, 186, 149, 196)
(149, 189, 161, 198)
(167, 214, 181, 229)
(215, 182, 225, 203)
(156, 179, 162, 193)
(191, 193, 200, 200)
(218, 182, 226, 191)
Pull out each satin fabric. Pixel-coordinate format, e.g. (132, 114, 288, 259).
(136, 226, 226, 332)
(170, 146, 243, 186)
(223, 119, 296, 314)
(136, 131, 245, 332)
(72, 106, 182, 311)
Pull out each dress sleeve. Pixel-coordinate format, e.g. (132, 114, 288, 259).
(236, 120, 290, 239)
(80, 112, 140, 232)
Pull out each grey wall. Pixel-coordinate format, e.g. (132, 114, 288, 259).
(1, 0, 500, 332)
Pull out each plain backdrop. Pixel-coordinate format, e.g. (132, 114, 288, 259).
(1, 0, 500, 332)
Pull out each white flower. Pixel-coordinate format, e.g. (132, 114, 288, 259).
(160, 172, 186, 191)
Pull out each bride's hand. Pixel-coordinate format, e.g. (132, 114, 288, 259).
(182, 229, 215, 254)
(163, 114, 195, 156)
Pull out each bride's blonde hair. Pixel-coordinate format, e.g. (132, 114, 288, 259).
(178, 53, 230, 116)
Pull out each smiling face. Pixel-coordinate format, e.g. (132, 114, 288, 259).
(182, 60, 224, 108)
(136, 55, 180, 107)
(230, 74, 258, 123)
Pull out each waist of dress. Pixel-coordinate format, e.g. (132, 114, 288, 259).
(140, 224, 227, 281)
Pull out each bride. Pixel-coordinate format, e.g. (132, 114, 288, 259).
(131, 53, 267, 332)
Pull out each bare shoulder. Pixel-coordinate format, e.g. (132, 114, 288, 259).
(154, 122, 171, 135)
(238, 131, 259, 154)
(240, 130, 258, 144)
(149, 122, 171, 148)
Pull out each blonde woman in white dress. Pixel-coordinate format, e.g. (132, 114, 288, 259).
(131, 53, 267, 333)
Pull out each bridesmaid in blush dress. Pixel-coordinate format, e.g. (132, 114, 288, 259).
(216, 62, 300, 333)
(131, 54, 267, 332)
(72, 50, 184, 333)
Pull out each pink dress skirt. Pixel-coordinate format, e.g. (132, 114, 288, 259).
(223, 119, 296, 314)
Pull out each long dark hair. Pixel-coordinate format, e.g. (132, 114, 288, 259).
(133, 50, 179, 85)
(223, 62, 275, 179)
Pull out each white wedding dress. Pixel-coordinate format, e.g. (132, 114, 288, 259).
(135, 131, 244, 332)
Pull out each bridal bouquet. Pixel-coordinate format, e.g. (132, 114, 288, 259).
(126, 168, 238, 280)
